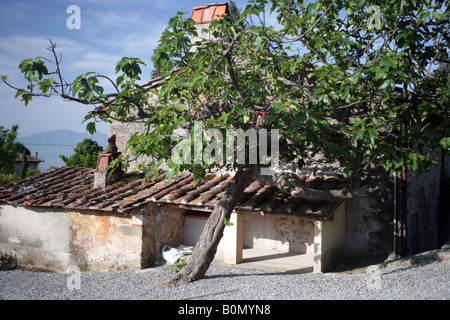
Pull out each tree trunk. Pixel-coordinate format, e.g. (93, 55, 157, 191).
(249, 165, 379, 200)
(176, 166, 252, 285)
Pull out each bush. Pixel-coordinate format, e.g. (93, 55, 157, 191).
(0, 173, 18, 186)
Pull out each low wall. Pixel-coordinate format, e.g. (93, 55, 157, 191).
(0, 204, 157, 272)
(69, 209, 154, 271)
(0, 205, 71, 272)
(314, 201, 347, 273)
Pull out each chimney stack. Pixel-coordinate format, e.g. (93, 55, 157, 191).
(94, 134, 124, 189)
(189, 3, 229, 49)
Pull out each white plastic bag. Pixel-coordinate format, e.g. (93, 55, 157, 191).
(161, 245, 194, 264)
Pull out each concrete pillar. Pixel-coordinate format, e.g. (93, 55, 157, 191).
(313, 200, 347, 273)
(223, 212, 244, 264)
(154, 208, 162, 262)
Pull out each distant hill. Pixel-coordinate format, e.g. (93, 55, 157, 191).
(17, 130, 108, 171)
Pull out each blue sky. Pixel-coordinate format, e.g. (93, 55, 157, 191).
(0, 0, 250, 137)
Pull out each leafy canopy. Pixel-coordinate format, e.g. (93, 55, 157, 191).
(59, 138, 104, 169)
(2, 0, 449, 182)
(146, 0, 450, 178)
(0, 125, 20, 175)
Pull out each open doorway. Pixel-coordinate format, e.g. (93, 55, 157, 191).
(183, 209, 315, 272)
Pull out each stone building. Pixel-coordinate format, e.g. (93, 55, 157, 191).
(12, 152, 44, 176)
(0, 165, 348, 273)
(1, 3, 448, 274)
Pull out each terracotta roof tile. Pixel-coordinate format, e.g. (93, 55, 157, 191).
(0, 166, 349, 220)
(191, 3, 229, 24)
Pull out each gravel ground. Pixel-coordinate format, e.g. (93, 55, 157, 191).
(0, 260, 449, 300)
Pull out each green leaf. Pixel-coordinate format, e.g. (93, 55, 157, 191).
(19, 58, 33, 72)
(352, 127, 364, 141)
(374, 69, 387, 80)
(32, 60, 48, 80)
(433, 11, 443, 22)
(394, 157, 404, 169)
(222, 217, 234, 227)
(21, 93, 33, 106)
(367, 128, 378, 145)
(439, 137, 450, 150)
(379, 79, 395, 94)
(38, 78, 55, 93)
(15, 89, 24, 99)
(86, 122, 96, 135)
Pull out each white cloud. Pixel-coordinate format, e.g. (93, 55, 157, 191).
(0, 36, 51, 59)
(84, 9, 143, 31)
(119, 32, 163, 58)
(0, 82, 108, 136)
(0, 35, 87, 65)
(0, 0, 211, 137)
(0, 34, 109, 135)
(0, 1, 33, 25)
(0, 35, 89, 86)
(70, 51, 121, 73)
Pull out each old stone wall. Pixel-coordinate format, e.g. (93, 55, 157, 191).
(314, 201, 347, 272)
(0, 205, 71, 272)
(345, 197, 392, 260)
(69, 208, 154, 271)
(405, 123, 449, 254)
(440, 153, 450, 244)
(243, 213, 315, 254)
(0, 204, 157, 272)
(406, 168, 440, 254)
(344, 167, 393, 261)
(182, 209, 315, 255)
(159, 206, 185, 248)
(406, 149, 450, 254)
(107, 92, 161, 172)
(108, 119, 152, 171)
(344, 148, 449, 260)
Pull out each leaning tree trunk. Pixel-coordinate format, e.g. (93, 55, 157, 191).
(176, 167, 252, 285)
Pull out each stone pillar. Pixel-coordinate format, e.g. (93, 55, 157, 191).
(313, 200, 347, 273)
(223, 212, 244, 264)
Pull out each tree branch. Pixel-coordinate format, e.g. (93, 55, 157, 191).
(276, 76, 316, 103)
(249, 165, 379, 201)
(47, 40, 65, 96)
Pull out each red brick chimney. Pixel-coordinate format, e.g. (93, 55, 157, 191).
(191, 3, 229, 24)
(94, 134, 124, 189)
(189, 3, 230, 47)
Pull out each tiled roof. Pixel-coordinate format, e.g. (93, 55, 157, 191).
(13, 153, 44, 163)
(0, 166, 348, 220)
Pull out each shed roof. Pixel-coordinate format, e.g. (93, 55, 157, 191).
(0, 166, 347, 220)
